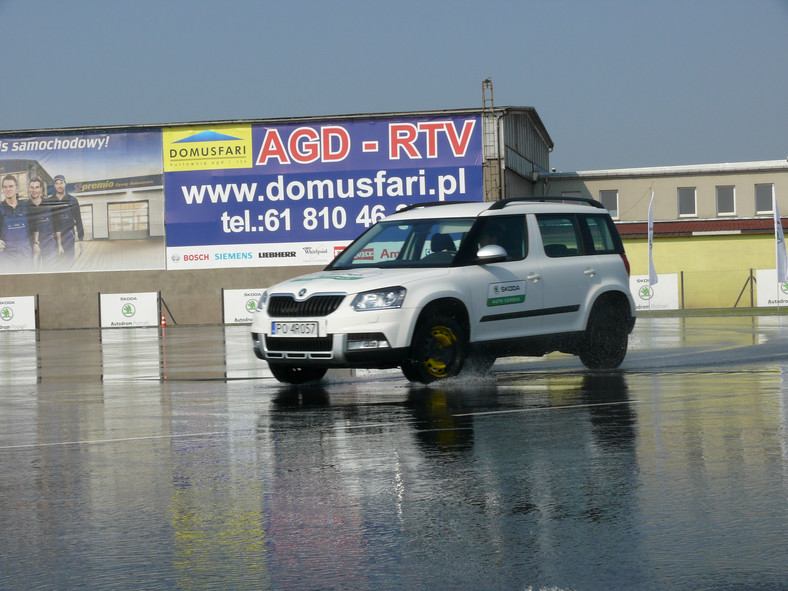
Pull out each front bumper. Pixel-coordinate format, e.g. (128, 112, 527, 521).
(251, 308, 417, 368)
(251, 331, 407, 368)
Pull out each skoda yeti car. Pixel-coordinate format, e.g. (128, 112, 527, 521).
(251, 197, 636, 384)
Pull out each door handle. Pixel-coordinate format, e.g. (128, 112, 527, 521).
(584, 268, 596, 277)
(527, 272, 541, 282)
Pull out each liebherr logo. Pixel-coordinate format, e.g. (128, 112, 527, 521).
(163, 124, 253, 171)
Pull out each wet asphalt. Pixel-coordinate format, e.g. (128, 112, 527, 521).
(2, 315, 788, 590)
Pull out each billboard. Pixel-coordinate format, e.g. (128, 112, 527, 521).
(0, 129, 164, 275)
(163, 115, 483, 269)
(0, 113, 484, 276)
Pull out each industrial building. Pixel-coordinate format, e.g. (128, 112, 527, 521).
(544, 160, 788, 308)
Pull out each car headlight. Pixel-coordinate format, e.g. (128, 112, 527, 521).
(351, 287, 406, 311)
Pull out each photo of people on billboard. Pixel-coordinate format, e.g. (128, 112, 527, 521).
(0, 129, 164, 275)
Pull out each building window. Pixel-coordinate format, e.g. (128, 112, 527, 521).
(599, 190, 619, 218)
(678, 187, 696, 217)
(716, 186, 735, 216)
(755, 183, 774, 214)
(80, 204, 93, 240)
(108, 200, 150, 239)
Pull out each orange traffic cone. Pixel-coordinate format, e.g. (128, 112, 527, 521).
(161, 313, 166, 327)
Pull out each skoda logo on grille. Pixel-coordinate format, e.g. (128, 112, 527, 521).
(298, 289, 307, 297)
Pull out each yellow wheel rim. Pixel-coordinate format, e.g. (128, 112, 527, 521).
(423, 325, 457, 378)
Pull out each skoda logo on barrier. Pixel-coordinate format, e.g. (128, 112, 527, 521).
(246, 299, 257, 313)
(122, 303, 136, 318)
(0, 306, 13, 321)
(782, 282, 788, 295)
(638, 285, 654, 301)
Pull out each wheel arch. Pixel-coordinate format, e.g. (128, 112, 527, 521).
(586, 289, 633, 330)
(412, 297, 470, 343)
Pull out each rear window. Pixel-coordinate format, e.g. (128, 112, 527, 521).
(537, 213, 623, 257)
(585, 215, 619, 254)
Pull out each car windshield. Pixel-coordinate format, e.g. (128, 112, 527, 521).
(329, 218, 476, 269)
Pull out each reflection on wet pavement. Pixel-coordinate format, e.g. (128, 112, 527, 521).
(1, 316, 788, 589)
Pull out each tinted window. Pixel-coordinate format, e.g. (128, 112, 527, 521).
(474, 216, 527, 261)
(537, 215, 582, 257)
(584, 214, 619, 254)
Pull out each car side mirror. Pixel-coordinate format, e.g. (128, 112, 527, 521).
(476, 244, 507, 263)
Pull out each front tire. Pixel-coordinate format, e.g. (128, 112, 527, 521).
(268, 364, 327, 384)
(401, 314, 466, 384)
(578, 304, 629, 370)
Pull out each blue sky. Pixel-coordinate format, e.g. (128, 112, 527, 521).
(0, 0, 786, 172)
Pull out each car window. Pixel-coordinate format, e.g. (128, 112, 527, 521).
(536, 215, 583, 257)
(472, 216, 527, 261)
(418, 221, 470, 260)
(584, 214, 619, 254)
(330, 218, 475, 269)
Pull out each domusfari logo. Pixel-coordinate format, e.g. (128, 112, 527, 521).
(163, 124, 253, 171)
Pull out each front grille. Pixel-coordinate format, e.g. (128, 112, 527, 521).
(265, 335, 333, 352)
(268, 294, 345, 317)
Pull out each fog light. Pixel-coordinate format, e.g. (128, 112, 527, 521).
(347, 333, 390, 350)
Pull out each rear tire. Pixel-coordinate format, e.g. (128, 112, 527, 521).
(401, 313, 466, 384)
(268, 364, 327, 384)
(578, 304, 629, 370)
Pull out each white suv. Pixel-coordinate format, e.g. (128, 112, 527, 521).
(251, 197, 636, 384)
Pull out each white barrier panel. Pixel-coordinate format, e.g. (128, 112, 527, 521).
(629, 274, 680, 311)
(99, 292, 160, 328)
(223, 289, 264, 324)
(0, 296, 37, 331)
(755, 269, 788, 307)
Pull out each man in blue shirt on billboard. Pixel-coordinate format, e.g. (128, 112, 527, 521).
(51, 174, 84, 266)
(27, 177, 60, 269)
(0, 174, 34, 273)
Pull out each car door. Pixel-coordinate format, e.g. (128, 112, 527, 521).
(535, 213, 600, 334)
(461, 215, 545, 343)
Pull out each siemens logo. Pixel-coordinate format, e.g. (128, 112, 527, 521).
(215, 252, 254, 260)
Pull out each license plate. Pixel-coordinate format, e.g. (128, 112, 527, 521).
(271, 321, 319, 337)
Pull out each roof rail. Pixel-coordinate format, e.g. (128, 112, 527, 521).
(395, 200, 478, 214)
(488, 196, 605, 210)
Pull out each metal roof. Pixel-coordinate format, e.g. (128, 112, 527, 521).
(546, 160, 788, 180)
(0, 106, 551, 137)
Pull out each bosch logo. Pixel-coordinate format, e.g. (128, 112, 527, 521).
(171, 254, 181, 263)
(183, 254, 210, 261)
